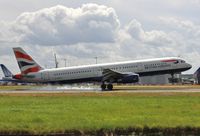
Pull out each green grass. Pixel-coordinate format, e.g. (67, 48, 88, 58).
(0, 85, 34, 90)
(0, 93, 200, 134)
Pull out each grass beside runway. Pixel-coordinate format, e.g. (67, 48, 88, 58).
(0, 85, 34, 90)
(0, 92, 200, 134)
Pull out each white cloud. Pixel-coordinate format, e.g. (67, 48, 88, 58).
(122, 19, 174, 47)
(1, 4, 200, 76)
(159, 17, 200, 33)
(159, 17, 200, 50)
(0, 4, 120, 45)
(116, 18, 200, 74)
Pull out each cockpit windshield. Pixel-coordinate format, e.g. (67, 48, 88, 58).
(180, 60, 185, 63)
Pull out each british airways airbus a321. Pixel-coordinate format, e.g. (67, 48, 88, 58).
(12, 47, 191, 90)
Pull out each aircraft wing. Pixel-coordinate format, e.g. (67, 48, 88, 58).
(102, 69, 123, 82)
(102, 69, 139, 83)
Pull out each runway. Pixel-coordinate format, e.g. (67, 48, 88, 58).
(1, 84, 200, 94)
(1, 88, 200, 93)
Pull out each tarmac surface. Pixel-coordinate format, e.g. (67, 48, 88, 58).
(1, 88, 200, 93)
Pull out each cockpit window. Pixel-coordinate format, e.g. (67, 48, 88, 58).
(180, 60, 185, 63)
(174, 61, 179, 64)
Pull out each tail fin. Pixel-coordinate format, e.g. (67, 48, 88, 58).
(194, 67, 200, 76)
(13, 47, 43, 74)
(0, 64, 13, 77)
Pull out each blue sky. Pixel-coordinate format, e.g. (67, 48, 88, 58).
(0, 0, 200, 77)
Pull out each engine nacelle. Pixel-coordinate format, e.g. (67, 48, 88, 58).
(117, 74, 139, 83)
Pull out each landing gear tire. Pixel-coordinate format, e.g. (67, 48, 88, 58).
(107, 84, 113, 90)
(171, 73, 175, 85)
(101, 84, 106, 91)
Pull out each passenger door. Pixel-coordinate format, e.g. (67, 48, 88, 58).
(137, 63, 144, 72)
(41, 71, 49, 81)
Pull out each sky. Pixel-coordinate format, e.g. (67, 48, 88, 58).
(0, 0, 200, 77)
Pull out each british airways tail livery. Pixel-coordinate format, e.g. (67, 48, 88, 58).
(13, 47, 43, 74)
(12, 47, 192, 90)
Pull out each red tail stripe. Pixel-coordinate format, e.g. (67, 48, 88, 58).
(14, 51, 33, 61)
(13, 74, 22, 79)
(22, 66, 40, 74)
(161, 59, 177, 62)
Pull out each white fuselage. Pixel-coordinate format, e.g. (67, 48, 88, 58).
(22, 57, 191, 84)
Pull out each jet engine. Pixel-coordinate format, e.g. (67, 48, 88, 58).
(117, 73, 139, 83)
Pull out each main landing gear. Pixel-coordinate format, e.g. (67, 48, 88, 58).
(171, 73, 175, 85)
(101, 83, 113, 91)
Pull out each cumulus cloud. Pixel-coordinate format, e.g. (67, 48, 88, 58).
(116, 17, 200, 70)
(159, 17, 200, 51)
(123, 19, 174, 47)
(0, 4, 120, 45)
(160, 17, 193, 30)
(1, 4, 200, 76)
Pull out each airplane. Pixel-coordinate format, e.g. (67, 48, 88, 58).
(0, 64, 16, 83)
(194, 67, 200, 76)
(12, 47, 192, 90)
(178, 67, 200, 85)
(0, 64, 13, 77)
(194, 67, 200, 84)
(0, 64, 29, 84)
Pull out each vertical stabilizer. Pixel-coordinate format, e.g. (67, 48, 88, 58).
(194, 67, 200, 75)
(0, 64, 13, 77)
(194, 67, 200, 84)
(13, 47, 43, 74)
